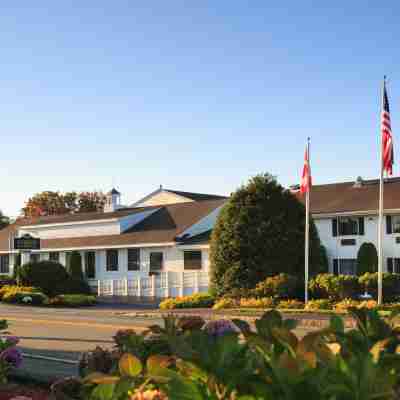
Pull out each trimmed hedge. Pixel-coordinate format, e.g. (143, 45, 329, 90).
(2, 289, 48, 305)
(18, 261, 70, 297)
(159, 293, 214, 310)
(47, 294, 97, 307)
(308, 273, 361, 300)
(253, 273, 301, 299)
(359, 273, 400, 302)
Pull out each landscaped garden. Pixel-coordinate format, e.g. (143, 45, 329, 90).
(0, 253, 96, 308)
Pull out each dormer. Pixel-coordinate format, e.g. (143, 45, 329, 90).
(104, 188, 122, 212)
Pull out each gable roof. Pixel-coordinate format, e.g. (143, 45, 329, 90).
(130, 187, 227, 207)
(297, 177, 400, 215)
(0, 199, 227, 252)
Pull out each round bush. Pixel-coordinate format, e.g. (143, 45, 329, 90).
(308, 273, 361, 301)
(253, 274, 302, 300)
(18, 261, 70, 297)
(357, 242, 378, 275)
(210, 174, 326, 297)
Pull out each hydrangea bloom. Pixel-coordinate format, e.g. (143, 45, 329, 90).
(0, 346, 23, 368)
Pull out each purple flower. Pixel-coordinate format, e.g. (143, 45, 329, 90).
(5, 336, 19, 346)
(204, 319, 237, 337)
(0, 346, 23, 368)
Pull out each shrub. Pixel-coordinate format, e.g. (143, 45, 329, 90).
(69, 251, 84, 280)
(253, 273, 301, 299)
(0, 285, 38, 300)
(54, 277, 92, 295)
(18, 261, 70, 297)
(359, 272, 400, 302)
(210, 174, 326, 297)
(212, 297, 238, 310)
(48, 294, 97, 307)
(333, 298, 360, 312)
(239, 297, 275, 308)
(2, 289, 48, 305)
(159, 293, 214, 310)
(357, 242, 378, 275)
(308, 273, 361, 300)
(277, 299, 304, 309)
(304, 299, 332, 311)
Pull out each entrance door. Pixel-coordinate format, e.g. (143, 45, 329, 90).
(85, 252, 96, 279)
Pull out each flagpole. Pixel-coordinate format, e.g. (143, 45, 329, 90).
(305, 137, 310, 304)
(377, 77, 386, 305)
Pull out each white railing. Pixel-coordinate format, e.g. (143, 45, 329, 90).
(94, 271, 209, 298)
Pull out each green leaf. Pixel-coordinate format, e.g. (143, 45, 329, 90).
(119, 353, 143, 377)
(90, 383, 116, 400)
(330, 315, 344, 334)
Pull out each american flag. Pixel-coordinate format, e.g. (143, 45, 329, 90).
(300, 142, 312, 194)
(382, 80, 394, 175)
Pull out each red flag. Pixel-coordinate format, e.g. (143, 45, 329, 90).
(300, 144, 312, 195)
(382, 80, 394, 175)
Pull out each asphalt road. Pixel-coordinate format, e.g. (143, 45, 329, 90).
(0, 304, 315, 382)
(0, 303, 163, 381)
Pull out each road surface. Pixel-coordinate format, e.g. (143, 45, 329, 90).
(0, 303, 163, 381)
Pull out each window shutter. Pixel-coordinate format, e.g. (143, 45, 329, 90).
(332, 218, 338, 237)
(333, 259, 339, 275)
(386, 215, 393, 234)
(387, 258, 394, 273)
(358, 217, 365, 235)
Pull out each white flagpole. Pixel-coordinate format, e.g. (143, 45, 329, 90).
(377, 78, 385, 305)
(305, 138, 310, 304)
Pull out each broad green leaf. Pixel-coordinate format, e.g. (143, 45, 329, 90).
(119, 353, 143, 377)
(90, 383, 116, 400)
(84, 372, 120, 384)
(330, 315, 344, 334)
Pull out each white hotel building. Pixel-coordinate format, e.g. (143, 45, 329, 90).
(0, 177, 399, 297)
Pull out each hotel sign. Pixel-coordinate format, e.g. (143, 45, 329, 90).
(14, 234, 41, 251)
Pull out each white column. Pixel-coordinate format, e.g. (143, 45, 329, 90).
(165, 271, 169, 298)
(137, 277, 141, 297)
(124, 277, 128, 296)
(151, 274, 156, 297)
(97, 280, 101, 296)
(194, 271, 200, 293)
(180, 271, 184, 297)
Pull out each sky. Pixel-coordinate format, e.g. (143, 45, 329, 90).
(0, 1, 399, 216)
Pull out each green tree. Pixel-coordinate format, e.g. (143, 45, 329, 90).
(69, 251, 84, 280)
(356, 242, 378, 275)
(0, 210, 10, 230)
(210, 173, 326, 296)
(77, 192, 106, 213)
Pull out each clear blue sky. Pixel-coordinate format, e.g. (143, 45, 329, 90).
(1, 2, 398, 216)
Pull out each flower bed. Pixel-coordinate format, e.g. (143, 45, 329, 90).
(0, 320, 23, 384)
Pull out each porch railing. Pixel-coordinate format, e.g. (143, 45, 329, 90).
(93, 271, 209, 298)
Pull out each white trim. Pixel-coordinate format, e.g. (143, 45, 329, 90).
(38, 242, 177, 252)
(177, 244, 210, 250)
(313, 208, 400, 219)
(20, 218, 120, 229)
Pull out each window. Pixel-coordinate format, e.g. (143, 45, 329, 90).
(85, 252, 96, 279)
(128, 249, 140, 271)
(184, 251, 202, 270)
(333, 258, 357, 275)
(388, 215, 400, 234)
(30, 253, 40, 263)
(0, 255, 9, 274)
(150, 252, 163, 274)
(338, 217, 360, 236)
(387, 258, 400, 273)
(106, 250, 119, 271)
(49, 252, 60, 263)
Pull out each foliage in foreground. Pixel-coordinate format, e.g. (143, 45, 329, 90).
(56, 308, 400, 400)
(0, 320, 22, 383)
